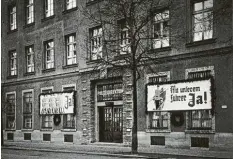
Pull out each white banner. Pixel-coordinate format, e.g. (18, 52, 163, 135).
(147, 79, 212, 111)
(40, 92, 75, 114)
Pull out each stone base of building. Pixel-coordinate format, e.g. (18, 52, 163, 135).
(138, 131, 233, 151)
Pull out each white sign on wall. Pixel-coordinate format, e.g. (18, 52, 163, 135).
(40, 92, 75, 114)
(147, 79, 212, 111)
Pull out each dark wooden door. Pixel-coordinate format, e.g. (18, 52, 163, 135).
(99, 106, 123, 143)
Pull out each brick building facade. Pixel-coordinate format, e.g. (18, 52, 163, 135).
(1, 0, 233, 151)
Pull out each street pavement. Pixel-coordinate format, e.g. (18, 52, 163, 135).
(2, 149, 130, 159)
(2, 141, 233, 159)
(1, 148, 216, 159)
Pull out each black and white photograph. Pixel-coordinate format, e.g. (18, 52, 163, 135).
(1, 0, 233, 158)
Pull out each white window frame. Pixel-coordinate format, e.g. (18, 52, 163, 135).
(9, 5, 17, 30)
(185, 66, 215, 132)
(9, 50, 17, 76)
(153, 10, 170, 49)
(26, 0, 34, 24)
(65, 34, 77, 65)
(45, 40, 55, 69)
(45, 0, 54, 18)
(192, 0, 213, 41)
(22, 89, 34, 130)
(62, 84, 76, 130)
(66, 0, 76, 10)
(5, 91, 16, 130)
(40, 87, 54, 130)
(146, 71, 171, 132)
(90, 27, 103, 61)
(26, 45, 35, 73)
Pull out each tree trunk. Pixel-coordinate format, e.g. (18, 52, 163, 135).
(131, 66, 138, 154)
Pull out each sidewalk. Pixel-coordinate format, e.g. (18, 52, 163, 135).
(2, 141, 233, 159)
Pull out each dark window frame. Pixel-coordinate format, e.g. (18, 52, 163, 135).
(191, 0, 214, 42)
(23, 91, 33, 129)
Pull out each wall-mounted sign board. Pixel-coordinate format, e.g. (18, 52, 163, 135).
(39, 92, 75, 114)
(146, 79, 212, 111)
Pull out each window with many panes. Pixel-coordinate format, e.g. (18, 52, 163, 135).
(147, 73, 170, 129)
(26, 45, 35, 73)
(65, 0, 76, 10)
(9, 5, 17, 30)
(26, 0, 34, 24)
(62, 85, 76, 129)
(6, 93, 16, 130)
(65, 34, 77, 65)
(119, 20, 131, 55)
(90, 27, 102, 61)
(153, 10, 170, 49)
(44, 40, 55, 69)
(23, 91, 33, 129)
(9, 50, 17, 76)
(186, 67, 214, 129)
(41, 88, 53, 128)
(192, 0, 213, 41)
(45, 0, 54, 17)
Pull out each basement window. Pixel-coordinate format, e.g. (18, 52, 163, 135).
(191, 137, 209, 148)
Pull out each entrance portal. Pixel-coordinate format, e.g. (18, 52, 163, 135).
(99, 106, 123, 143)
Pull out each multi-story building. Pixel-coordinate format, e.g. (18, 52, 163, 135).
(1, 0, 233, 152)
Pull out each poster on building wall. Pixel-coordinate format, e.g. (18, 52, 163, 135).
(146, 79, 212, 111)
(39, 92, 75, 114)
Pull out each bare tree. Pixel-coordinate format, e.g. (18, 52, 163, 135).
(78, 0, 230, 153)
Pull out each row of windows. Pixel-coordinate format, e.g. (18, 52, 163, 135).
(5, 85, 76, 130)
(5, 66, 214, 131)
(8, 0, 214, 45)
(8, 0, 77, 31)
(8, 34, 76, 77)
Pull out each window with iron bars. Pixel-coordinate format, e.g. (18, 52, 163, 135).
(187, 69, 213, 129)
(148, 75, 169, 129)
